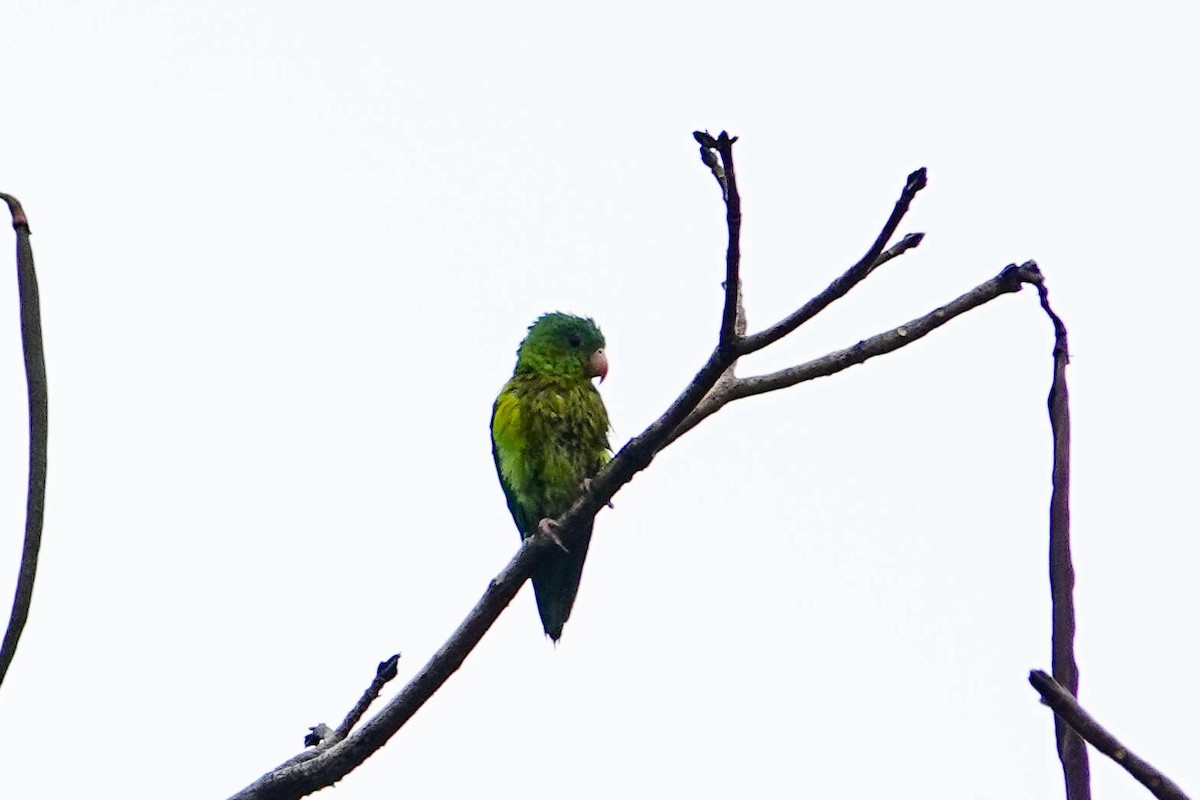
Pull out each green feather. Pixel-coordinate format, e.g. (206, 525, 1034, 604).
(491, 313, 611, 640)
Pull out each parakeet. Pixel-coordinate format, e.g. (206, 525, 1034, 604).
(491, 313, 611, 641)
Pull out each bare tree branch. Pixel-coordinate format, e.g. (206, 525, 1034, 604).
(226, 136, 1046, 799)
(266, 655, 404, 776)
(737, 261, 1040, 396)
(739, 167, 928, 355)
(714, 132, 742, 348)
(229, 538, 553, 799)
(873, 231, 925, 271)
(1036, 280, 1090, 800)
(1029, 671, 1190, 800)
(230, 130, 754, 800)
(693, 130, 727, 201)
(663, 262, 1044, 445)
(573, 131, 749, 492)
(0, 193, 48, 692)
(334, 654, 401, 741)
(693, 128, 745, 351)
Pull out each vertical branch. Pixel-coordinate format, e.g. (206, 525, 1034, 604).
(693, 130, 742, 350)
(0, 193, 49, 691)
(1038, 281, 1089, 800)
(714, 132, 741, 348)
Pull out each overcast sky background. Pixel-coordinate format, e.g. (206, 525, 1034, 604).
(1, 1, 1197, 798)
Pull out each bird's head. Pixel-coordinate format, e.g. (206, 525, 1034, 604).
(514, 312, 608, 383)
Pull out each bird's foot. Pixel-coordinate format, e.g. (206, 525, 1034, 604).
(537, 518, 570, 553)
(580, 478, 614, 509)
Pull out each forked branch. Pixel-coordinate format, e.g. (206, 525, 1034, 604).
(664, 261, 1042, 446)
(228, 134, 1047, 800)
(739, 167, 928, 355)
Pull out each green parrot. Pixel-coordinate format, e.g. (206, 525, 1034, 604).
(491, 313, 611, 641)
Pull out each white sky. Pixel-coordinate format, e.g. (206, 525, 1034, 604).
(1, 1, 1197, 798)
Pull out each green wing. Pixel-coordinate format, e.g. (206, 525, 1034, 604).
(490, 390, 535, 539)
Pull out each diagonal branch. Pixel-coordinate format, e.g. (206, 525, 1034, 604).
(873, 231, 925, 271)
(231, 131, 755, 800)
(1037, 280, 1089, 800)
(736, 261, 1040, 397)
(229, 538, 552, 800)
(662, 262, 1043, 445)
(265, 655, 403, 776)
(333, 654, 401, 741)
(226, 135, 1048, 800)
(739, 168, 928, 355)
(0, 193, 49, 692)
(1029, 671, 1190, 800)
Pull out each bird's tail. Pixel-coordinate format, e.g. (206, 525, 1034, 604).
(531, 520, 593, 641)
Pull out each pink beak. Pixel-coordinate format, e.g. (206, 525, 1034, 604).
(588, 348, 609, 383)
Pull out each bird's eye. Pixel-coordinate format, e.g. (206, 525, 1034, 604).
(567, 334, 583, 348)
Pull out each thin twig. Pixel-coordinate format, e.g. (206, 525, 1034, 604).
(302, 725, 334, 751)
(738, 261, 1040, 396)
(663, 262, 1043, 445)
(1029, 671, 1190, 800)
(559, 131, 748, 498)
(1036, 281, 1089, 800)
(714, 131, 742, 348)
(740, 168, 928, 354)
(0, 193, 49, 692)
(267, 655, 403, 774)
(872, 231, 925, 270)
(229, 538, 552, 800)
(693, 130, 726, 200)
(334, 654, 400, 740)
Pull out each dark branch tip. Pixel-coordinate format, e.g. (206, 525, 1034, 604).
(304, 724, 333, 748)
(904, 232, 925, 247)
(998, 261, 1044, 291)
(692, 130, 718, 148)
(0, 192, 30, 230)
(377, 654, 401, 680)
(905, 167, 928, 193)
(999, 263, 1022, 285)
